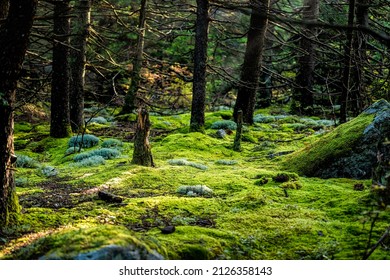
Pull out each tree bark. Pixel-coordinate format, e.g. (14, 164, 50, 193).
(0, 0, 38, 228)
(190, 0, 209, 132)
(132, 108, 154, 167)
(51, 0, 71, 138)
(293, 0, 320, 115)
(340, 0, 356, 123)
(350, 0, 369, 116)
(234, 0, 270, 124)
(233, 110, 243, 151)
(0, 0, 9, 21)
(122, 0, 148, 114)
(70, 0, 91, 132)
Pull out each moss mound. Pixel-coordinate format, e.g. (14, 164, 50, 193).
(7, 225, 162, 260)
(282, 109, 375, 178)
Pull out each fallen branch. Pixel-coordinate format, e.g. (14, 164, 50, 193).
(98, 191, 123, 203)
(363, 225, 390, 260)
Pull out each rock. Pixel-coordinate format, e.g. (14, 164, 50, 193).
(98, 190, 123, 203)
(36, 225, 164, 260)
(216, 129, 227, 139)
(74, 245, 164, 260)
(283, 100, 390, 179)
(160, 225, 175, 234)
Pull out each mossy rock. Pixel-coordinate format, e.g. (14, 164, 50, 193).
(282, 100, 390, 179)
(8, 225, 163, 260)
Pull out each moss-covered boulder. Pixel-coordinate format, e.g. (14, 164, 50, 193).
(283, 100, 390, 179)
(9, 225, 163, 260)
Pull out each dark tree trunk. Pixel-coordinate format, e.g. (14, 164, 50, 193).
(340, 0, 356, 123)
(234, 0, 270, 124)
(0, 0, 37, 228)
(293, 0, 320, 115)
(122, 0, 147, 114)
(350, 0, 369, 116)
(70, 0, 91, 132)
(132, 108, 154, 167)
(190, 0, 209, 132)
(51, 0, 71, 138)
(0, 0, 9, 21)
(257, 23, 275, 109)
(233, 110, 243, 152)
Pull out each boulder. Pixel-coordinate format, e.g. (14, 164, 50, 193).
(283, 100, 390, 179)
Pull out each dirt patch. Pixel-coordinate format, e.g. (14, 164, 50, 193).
(19, 182, 95, 209)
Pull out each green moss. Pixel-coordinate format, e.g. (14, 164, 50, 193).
(6, 225, 158, 260)
(280, 181, 303, 190)
(282, 113, 374, 176)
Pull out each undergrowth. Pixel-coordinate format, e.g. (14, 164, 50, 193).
(2, 106, 389, 260)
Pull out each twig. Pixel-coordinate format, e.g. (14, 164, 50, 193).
(363, 224, 390, 259)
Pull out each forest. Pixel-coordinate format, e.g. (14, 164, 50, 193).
(0, 0, 390, 260)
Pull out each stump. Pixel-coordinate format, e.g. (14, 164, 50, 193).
(131, 108, 155, 167)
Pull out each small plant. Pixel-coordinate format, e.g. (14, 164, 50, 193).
(65, 147, 84, 156)
(89, 117, 108, 124)
(168, 159, 208, 170)
(280, 181, 303, 190)
(255, 177, 269, 186)
(211, 120, 237, 130)
(68, 134, 99, 148)
(101, 139, 123, 148)
(215, 159, 238, 165)
(15, 154, 39, 168)
(272, 172, 299, 183)
(73, 148, 121, 162)
(15, 177, 29, 187)
(71, 155, 106, 167)
(40, 166, 59, 177)
(253, 114, 276, 123)
(176, 185, 213, 196)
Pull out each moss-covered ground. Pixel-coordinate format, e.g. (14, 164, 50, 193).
(1, 106, 389, 260)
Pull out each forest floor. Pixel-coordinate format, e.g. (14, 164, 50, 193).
(0, 104, 389, 260)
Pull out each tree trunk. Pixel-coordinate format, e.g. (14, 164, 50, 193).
(234, 0, 270, 124)
(122, 0, 148, 114)
(0, 0, 38, 228)
(293, 0, 320, 115)
(132, 108, 154, 167)
(0, 0, 9, 21)
(233, 110, 243, 152)
(257, 23, 275, 109)
(350, 0, 369, 116)
(340, 0, 356, 123)
(190, 0, 209, 132)
(70, 0, 91, 133)
(51, 0, 71, 138)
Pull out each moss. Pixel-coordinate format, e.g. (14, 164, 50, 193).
(273, 172, 299, 183)
(6, 225, 158, 260)
(280, 181, 303, 190)
(282, 113, 374, 176)
(6, 106, 390, 260)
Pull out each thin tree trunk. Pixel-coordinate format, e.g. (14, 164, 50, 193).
(122, 0, 147, 114)
(190, 0, 209, 132)
(0, 0, 38, 228)
(70, 0, 91, 132)
(233, 110, 243, 151)
(234, 0, 270, 124)
(132, 108, 154, 167)
(0, 0, 9, 21)
(350, 0, 369, 116)
(257, 23, 275, 108)
(340, 0, 356, 123)
(293, 0, 320, 115)
(51, 0, 71, 138)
